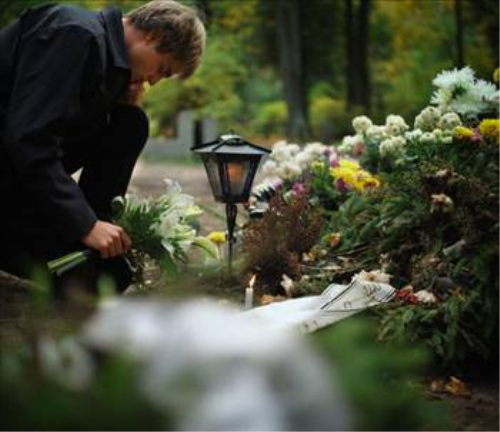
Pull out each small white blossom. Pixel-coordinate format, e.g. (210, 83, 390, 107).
(352, 116, 373, 135)
(261, 160, 278, 177)
(414, 106, 441, 131)
(366, 125, 387, 142)
(379, 136, 406, 158)
(304, 142, 327, 157)
(277, 161, 302, 180)
(385, 115, 409, 136)
(414, 290, 437, 304)
(272, 141, 296, 163)
(432, 66, 475, 91)
(404, 128, 423, 141)
(354, 270, 392, 284)
(419, 132, 436, 145)
(439, 112, 462, 131)
(338, 135, 363, 154)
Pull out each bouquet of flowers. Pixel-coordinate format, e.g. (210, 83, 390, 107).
(250, 141, 380, 214)
(48, 179, 217, 281)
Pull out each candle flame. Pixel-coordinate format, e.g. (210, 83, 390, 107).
(249, 274, 257, 288)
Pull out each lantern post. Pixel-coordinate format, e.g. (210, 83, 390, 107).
(192, 134, 270, 272)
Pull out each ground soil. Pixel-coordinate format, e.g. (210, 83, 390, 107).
(0, 159, 498, 431)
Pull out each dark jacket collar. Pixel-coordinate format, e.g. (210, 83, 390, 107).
(99, 6, 130, 70)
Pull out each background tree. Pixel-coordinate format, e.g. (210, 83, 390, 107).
(345, 0, 372, 114)
(273, 0, 311, 142)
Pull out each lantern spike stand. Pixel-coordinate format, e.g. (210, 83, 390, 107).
(226, 203, 237, 273)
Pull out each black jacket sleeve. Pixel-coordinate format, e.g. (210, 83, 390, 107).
(4, 25, 98, 242)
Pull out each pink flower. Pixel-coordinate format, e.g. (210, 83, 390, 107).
(292, 182, 307, 196)
(330, 158, 339, 168)
(272, 179, 284, 189)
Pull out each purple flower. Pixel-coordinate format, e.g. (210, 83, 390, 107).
(335, 178, 349, 193)
(292, 182, 307, 195)
(329, 158, 339, 168)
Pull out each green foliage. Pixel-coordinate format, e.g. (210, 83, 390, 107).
(0, 350, 168, 430)
(329, 136, 499, 368)
(313, 316, 450, 431)
(253, 100, 287, 136)
(310, 96, 365, 142)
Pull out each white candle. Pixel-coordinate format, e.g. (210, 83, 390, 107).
(244, 275, 257, 310)
(245, 287, 253, 310)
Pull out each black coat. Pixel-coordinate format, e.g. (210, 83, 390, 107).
(0, 4, 131, 243)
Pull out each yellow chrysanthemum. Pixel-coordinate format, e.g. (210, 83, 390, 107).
(330, 164, 380, 192)
(338, 159, 360, 170)
(494, 68, 499, 84)
(479, 119, 499, 145)
(455, 126, 474, 140)
(331, 166, 356, 184)
(207, 231, 227, 244)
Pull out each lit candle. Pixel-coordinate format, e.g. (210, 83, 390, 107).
(227, 162, 244, 183)
(245, 274, 257, 310)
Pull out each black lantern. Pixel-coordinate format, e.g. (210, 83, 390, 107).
(192, 133, 271, 271)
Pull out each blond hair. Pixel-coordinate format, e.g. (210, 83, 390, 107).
(126, 0, 206, 79)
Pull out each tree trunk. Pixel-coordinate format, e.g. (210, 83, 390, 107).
(274, 0, 310, 142)
(345, 0, 357, 110)
(344, 0, 371, 114)
(454, 0, 464, 67)
(357, 0, 371, 113)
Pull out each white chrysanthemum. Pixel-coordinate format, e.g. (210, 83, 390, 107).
(352, 115, 373, 135)
(261, 160, 278, 177)
(404, 128, 423, 141)
(419, 132, 436, 145)
(438, 112, 462, 131)
(472, 79, 498, 100)
(430, 67, 499, 117)
(338, 135, 360, 154)
(385, 115, 409, 136)
(366, 125, 386, 142)
(379, 136, 406, 158)
(432, 66, 475, 90)
(486, 89, 500, 104)
(277, 161, 302, 180)
(303, 142, 327, 157)
(270, 141, 299, 163)
(294, 151, 315, 169)
(414, 106, 441, 131)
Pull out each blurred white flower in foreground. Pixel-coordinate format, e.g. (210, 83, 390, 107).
(82, 299, 352, 431)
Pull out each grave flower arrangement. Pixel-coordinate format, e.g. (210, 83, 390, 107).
(323, 67, 499, 367)
(243, 142, 380, 291)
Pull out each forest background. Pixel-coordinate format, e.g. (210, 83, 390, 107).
(1, 0, 498, 144)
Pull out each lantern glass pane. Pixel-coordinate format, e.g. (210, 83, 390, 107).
(222, 155, 261, 202)
(202, 155, 223, 201)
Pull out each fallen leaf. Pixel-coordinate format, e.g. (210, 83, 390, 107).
(445, 376, 471, 398)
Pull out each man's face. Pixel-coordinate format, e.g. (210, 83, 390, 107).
(126, 31, 183, 94)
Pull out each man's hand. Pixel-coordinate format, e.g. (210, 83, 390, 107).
(82, 221, 132, 259)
